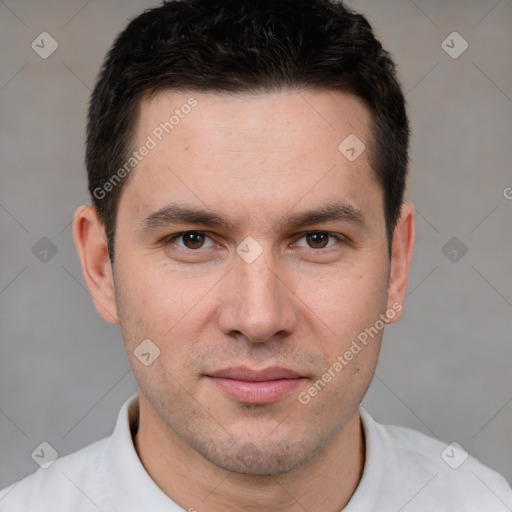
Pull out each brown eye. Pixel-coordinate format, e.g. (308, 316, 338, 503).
(181, 231, 206, 249)
(305, 232, 330, 248)
(165, 231, 213, 250)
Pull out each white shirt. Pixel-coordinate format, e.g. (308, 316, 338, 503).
(1, 392, 511, 511)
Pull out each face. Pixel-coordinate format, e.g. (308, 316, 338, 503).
(80, 89, 408, 476)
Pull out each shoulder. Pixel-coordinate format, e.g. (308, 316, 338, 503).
(0, 436, 110, 511)
(360, 408, 512, 511)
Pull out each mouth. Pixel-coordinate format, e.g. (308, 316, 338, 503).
(205, 366, 308, 405)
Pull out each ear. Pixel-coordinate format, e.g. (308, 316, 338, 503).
(385, 202, 415, 324)
(72, 205, 119, 324)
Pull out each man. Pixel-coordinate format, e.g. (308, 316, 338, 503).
(1, 0, 510, 510)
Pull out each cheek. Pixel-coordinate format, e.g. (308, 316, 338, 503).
(115, 264, 219, 375)
(296, 264, 388, 396)
(116, 263, 197, 332)
(295, 260, 389, 334)
(114, 269, 197, 396)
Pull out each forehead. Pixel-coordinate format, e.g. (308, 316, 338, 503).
(137, 88, 372, 152)
(119, 88, 381, 232)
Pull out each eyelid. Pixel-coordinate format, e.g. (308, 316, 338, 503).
(163, 231, 216, 249)
(162, 230, 345, 251)
(291, 231, 344, 250)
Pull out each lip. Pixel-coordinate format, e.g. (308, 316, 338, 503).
(206, 366, 307, 405)
(209, 366, 303, 381)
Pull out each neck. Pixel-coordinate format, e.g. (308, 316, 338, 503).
(133, 398, 365, 512)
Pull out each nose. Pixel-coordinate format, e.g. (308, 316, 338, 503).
(217, 248, 298, 344)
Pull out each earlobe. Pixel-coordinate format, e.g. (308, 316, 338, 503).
(72, 205, 120, 324)
(385, 202, 415, 324)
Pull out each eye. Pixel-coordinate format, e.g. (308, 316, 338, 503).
(161, 230, 344, 253)
(163, 231, 215, 250)
(293, 231, 342, 250)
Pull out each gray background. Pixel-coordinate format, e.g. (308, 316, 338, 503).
(1, 0, 511, 490)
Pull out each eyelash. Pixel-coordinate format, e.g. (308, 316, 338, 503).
(161, 231, 345, 252)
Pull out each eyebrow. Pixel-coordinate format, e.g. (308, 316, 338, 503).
(137, 201, 370, 235)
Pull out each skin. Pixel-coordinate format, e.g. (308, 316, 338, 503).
(73, 89, 415, 511)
